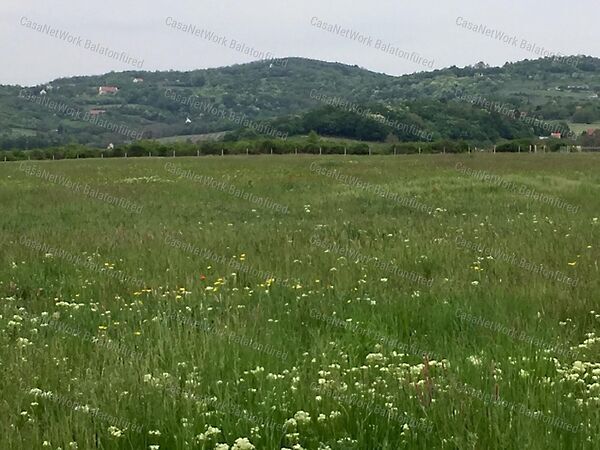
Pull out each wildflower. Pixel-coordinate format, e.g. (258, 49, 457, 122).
(284, 418, 297, 429)
(249, 426, 261, 439)
(215, 445, 230, 450)
(232, 437, 255, 450)
(366, 353, 385, 365)
(108, 426, 124, 437)
(467, 355, 482, 366)
(294, 410, 311, 425)
(206, 426, 221, 437)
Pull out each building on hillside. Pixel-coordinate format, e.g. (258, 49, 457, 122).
(89, 109, 107, 116)
(39, 89, 47, 96)
(551, 132, 562, 139)
(185, 117, 192, 124)
(98, 86, 119, 95)
(133, 77, 144, 83)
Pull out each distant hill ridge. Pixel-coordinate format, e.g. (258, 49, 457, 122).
(0, 56, 599, 149)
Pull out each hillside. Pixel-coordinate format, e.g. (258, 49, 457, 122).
(1, 56, 599, 149)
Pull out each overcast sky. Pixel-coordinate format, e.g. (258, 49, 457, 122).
(2, 0, 598, 86)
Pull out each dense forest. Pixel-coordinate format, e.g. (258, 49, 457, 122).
(1, 56, 599, 150)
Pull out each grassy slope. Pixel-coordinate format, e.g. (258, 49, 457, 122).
(1, 57, 599, 146)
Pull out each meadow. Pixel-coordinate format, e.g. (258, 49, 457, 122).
(0, 153, 599, 449)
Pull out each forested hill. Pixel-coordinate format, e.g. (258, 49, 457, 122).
(1, 56, 599, 149)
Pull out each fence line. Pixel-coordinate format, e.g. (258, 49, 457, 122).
(2, 146, 593, 162)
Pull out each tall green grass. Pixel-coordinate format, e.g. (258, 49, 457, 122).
(0, 154, 599, 449)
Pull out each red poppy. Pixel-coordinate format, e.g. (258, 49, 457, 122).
(200, 275, 206, 281)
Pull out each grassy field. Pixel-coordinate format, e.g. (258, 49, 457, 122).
(0, 154, 599, 450)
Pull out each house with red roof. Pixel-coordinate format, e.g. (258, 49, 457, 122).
(98, 86, 119, 95)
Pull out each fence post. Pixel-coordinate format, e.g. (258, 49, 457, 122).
(125, 152, 128, 158)
(295, 147, 297, 155)
(344, 147, 347, 156)
(369, 147, 372, 156)
(518, 146, 521, 153)
(418, 147, 421, 154)
(101, 153, 104, 159)
(246, 148, 249, 155)
(221, 149, 224, 156)
(271, 148, 273, 155)
(393, 146, 396, 155)
(319, 147, 322, 155)
(493, 145, 496, 154)
(173, 150, 175, 157)
(197, 150, 200, 157)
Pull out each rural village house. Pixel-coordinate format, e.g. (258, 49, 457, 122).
(98, 86, 119, 95)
